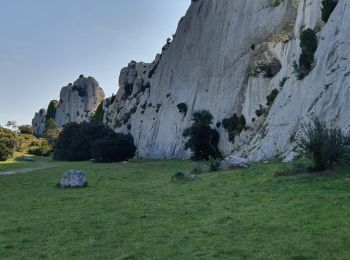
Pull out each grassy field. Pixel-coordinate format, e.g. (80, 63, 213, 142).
(0, 155, 350, 259)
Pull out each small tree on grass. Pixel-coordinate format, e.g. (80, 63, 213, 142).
(298, 118, 350, 171)
(183, 110, 221, 161)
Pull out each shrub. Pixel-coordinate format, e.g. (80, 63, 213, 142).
(54, 122, 136, 162)
(0, 143, 13, 161)
(183, 110, 221, 161)
(177, 103, 188, 116)
(295, 29, 318, 79)
(298, 118, 350, 171)
(91, 133, 136, 163)
(28, 139, 52, 156)
(222, 114, 246, 143)
(321, 0, 338, 23)
(206, 156, 221, 172)
(44, 118, 57, 135)
(171, 172, 186, 183)
(255, 105, 266, 117)
(266, 89, 279, 106)
(0, 128, 18, 161)
(124, 83, 133, 97)
(18, 125, 33, 135)
(44, 128, 60, 147)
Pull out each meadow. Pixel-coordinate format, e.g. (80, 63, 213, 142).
(0, 155, 350, 259)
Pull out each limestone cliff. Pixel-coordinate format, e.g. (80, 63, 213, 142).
(105, 0, 348, 161)
(55, 75, 105, 128)
(32, 108, 47, 137)
(32, 75, 105, 134)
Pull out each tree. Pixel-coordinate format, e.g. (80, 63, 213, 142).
(0, 127, 18, 161)
(54, 122, 136, 162)
(6, 121, 17, 132)
(298, 118, 350, 171)
(91, 133, 136, 162)
(44, 118, 57, 134)
(18, 125, 33, 135)
(183, 110, 221, 161)
(46, 100, 58, 121)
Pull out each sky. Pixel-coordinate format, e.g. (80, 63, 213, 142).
(0, 0, 190, 126)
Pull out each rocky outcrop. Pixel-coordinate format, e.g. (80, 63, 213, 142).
(55, 75, 105, 128)
(220, 155, 251, 170)
(104, 0, 348, 161)
(58, 169, 88, 188)
(32, 108, 47, 137)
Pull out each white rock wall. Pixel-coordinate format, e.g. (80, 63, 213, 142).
(106, 0, 349, 161)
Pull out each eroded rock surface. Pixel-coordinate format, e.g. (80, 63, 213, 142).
(55, 75, 105, 128)
(59, 169, 87, 188)
(32, 108, 47, 137)
(105, 0, 349, 161)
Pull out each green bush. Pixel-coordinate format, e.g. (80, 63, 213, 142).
(177, 103, 188, 116)
(205, 156, 221, 172)
(183, 110, 221, 161)
(222, 114, 246, 143)
(18, 125, 33, 135)
(295, 29, 318, 80)
(91, 133, 136, 163)
(28, 139, 52, 157)
(0, 128, 18, 161)
(54, 122, 135, 162)
(46, 100, 58, 121)
(92, 101, 105, 123)
(266, 89, 279, 106)
(321, 0, 338, 23)
(298, 118, 350, 171)
(0, 143, 13, 161)
(44, 118, 57, 135)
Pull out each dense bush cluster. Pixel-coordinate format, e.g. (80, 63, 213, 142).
(54, 122, 136, 162)
(321, 0, 338, 23)
(0, 128, 18, 161)
(298, 118, 350, 171)
(18, 125, 33, 135)
(28, 139, 52, 156)
(222, 114, 246, 143)
(294, 29, 318, 80)
(183, 110, 221, 161)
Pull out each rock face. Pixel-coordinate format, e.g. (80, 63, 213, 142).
(104, 0, 350, 161)
(220, 155, 251, 170)
(59, 170, 87, 188)
(32, 108, 47, 137)
(55, 76, 105, 128)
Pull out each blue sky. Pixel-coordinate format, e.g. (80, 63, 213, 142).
(0, 0, 190, 126)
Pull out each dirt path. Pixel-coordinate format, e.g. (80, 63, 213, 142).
(0, 162, 56, 176)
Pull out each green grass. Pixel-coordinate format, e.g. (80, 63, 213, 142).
(0, 158, 350, 259)
(0, 153, 52, 172)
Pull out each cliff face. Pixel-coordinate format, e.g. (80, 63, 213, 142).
(105, 0, 348, 161)
(55, 76, 105, 128)
(32, 108, 47, 137)
(32, 76, 105, 134)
